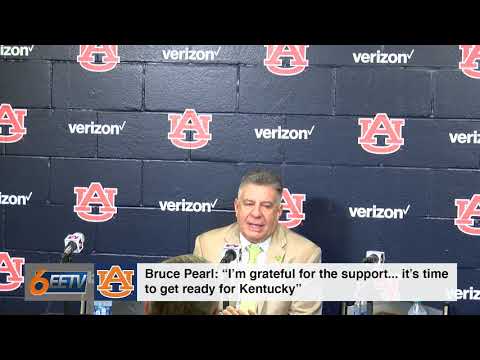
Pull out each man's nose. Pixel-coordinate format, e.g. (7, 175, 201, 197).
(250, 204, 262, 218)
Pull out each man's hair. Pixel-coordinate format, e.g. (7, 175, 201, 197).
(238, 169, 283, 203)
(147, 254, 218, 316)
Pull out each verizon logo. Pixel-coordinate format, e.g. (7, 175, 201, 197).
(0, 192, 32, 206)
(158, 198, 218, 213)
(0, 45, 35, 57)
(254, 125, 315, 140)
(349, 204, 411, 219)
(449, 131, 480, 144)
(162, 47, 222, 61)
(352, 49, 415, 64)
(68, 121, 126, 135)
(456, 287, 480, 300)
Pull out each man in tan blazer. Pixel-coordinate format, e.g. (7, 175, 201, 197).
(193, 169, 322, 315)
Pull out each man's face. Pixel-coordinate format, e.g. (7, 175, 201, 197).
(234, 183, 283, 243)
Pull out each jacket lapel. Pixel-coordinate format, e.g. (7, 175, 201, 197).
(217, 223, 241, 262)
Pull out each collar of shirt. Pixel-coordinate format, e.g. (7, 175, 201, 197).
(239, 233, 271, 263)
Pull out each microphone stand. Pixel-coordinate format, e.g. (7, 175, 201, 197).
(220, 250, 239, 311)
(60, 252, 86, 315)
(60, 252, 72, 315)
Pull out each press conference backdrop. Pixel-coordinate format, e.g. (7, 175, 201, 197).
(1, 45, 480, 315)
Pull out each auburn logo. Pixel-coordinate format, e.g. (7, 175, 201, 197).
(279, 188, 306, 229)
(77, 45, 120, 72)
(0, 104, 27, 143)
(358, 113, 405, 154)
(455, 194, 480, 236)
(459, 45, 480, 79)
(97, 265, 134, 299)
(0, 252, 25, 291)
(264, 45, 309, 76)
(74, 182, 118, 222)
(168, 109, 212, 149)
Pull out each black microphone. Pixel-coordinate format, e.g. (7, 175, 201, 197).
(220, 249, 237, 263)
(63, 242, 77, 258)
(363, 254, 380, 263)
(220, 246, 240, 311)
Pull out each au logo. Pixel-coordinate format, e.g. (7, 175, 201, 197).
(96, 265, 136, 300)
(459, 45, 480, 79)
(0, 252, 25, 291)
(264, 45, 309, 76)
(279, 188, 306, 229)
(74, 182, 118, 223)
(358, 113, 405, 155)
(77, 45, 120, 72)
(0, 104, 27, 143)
(168, 109, 212, 149)
(455, 194, 480, 236)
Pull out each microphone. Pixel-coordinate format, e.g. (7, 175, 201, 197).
(219, 244, 240, 311)
(220, 249, 237, 263)
(363, 254, 380, 263)
(62, 233, 85, 262)
(362, 251, 385, 264)
(220, 244, 241, 263)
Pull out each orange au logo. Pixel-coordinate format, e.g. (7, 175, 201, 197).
(74, 182, 118, 222)
(264, 45, 309, 76)
(77, 45, 120, 72)
(0, 104, 27, 143)
(0, 252, 25, 291)
(97, 266, 134, 299)
(168, 109, 212, 149)
(459, 45, 480, 79)
(279, 188, 306, 229)
(358, 113, 405, 155)
(455, 194, 480, 236)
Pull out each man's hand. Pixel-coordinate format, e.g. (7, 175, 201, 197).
(220, 306, 256, 315)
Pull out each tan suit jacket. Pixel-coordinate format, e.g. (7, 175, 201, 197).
(193, 222, 322, 315)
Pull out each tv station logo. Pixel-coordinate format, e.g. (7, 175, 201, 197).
(24, 263, 94, 301)
(0, 252, 25, 291)
(358, 113, 405, 155)
(95, 264, 136, 300)
(77, 45, 120, 72)
(0, 103, 27, 143)
(264, 45, 309, 76)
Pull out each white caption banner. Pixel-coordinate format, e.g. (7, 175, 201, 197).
(137, 263, 457, 302)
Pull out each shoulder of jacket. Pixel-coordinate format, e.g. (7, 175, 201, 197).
(197, 223, 236, 242)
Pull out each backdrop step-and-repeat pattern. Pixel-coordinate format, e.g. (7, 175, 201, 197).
(1, 45, 480, 314)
